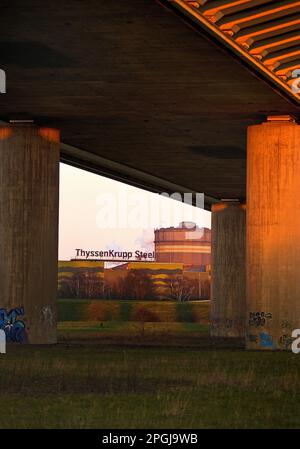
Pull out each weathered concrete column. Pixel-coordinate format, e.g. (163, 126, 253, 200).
(246, 116, 300, 350)
(0, 124, 60, 344)
(210, 201, 246, 338)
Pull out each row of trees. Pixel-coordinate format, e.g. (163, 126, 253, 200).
(58, 271, 210, 301)
(58, 272, 104, 299)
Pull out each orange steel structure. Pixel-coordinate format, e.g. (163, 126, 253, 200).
(166, 0, 300, 103)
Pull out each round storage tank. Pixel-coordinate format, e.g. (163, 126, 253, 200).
(154, 223, 211, 267)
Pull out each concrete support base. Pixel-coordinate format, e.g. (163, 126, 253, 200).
(210, 201, 246, 338)
(0, 125, 60, 344)
(246, 118, 300, 350)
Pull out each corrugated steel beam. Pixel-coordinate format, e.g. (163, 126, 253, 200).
(249, 30, 300, 55)
(166, 0, 300, 103)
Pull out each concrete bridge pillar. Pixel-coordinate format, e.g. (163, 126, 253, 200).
(0, 124, 60, 344)
(210, 201, 246, 338)
(246, 117, 300, 350)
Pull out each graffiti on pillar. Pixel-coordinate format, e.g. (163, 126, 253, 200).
(211, 318, 220, 329)
(249, 312, 272, 328)
(0, 307, 28, 343)
(225, 319, 234, 328)
(279, 334, 294, 350)
(41, 305, 54, 326)
(211, 318, 244, 331)
(281, 320, 292, 330)
(259, 332, 274, 348)
(248, 334, 259, 344)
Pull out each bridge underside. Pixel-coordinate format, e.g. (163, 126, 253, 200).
(168, 0, 300, 105)
(1, 1, 300, 348)
(0, 0, 299, 204)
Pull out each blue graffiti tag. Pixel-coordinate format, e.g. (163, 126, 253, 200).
(259, 332, 273, 348)
(0, 307, 27, 343)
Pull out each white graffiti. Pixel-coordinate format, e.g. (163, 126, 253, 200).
(41, 305, 54, 326)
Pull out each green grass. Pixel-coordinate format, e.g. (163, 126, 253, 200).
(58, 299, 91, 321)
(1, 302, 299, 429)
(1, 333, 300, 429)
(58, 321, 211, 347)
(58, 320, 209, 334)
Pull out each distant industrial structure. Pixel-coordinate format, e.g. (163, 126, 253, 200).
(58, 260, 210, 301)
(58, 223, 211, 301)
(154, 222, 211, 271)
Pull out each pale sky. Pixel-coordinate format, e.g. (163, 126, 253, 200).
(59, 163, 211, 261)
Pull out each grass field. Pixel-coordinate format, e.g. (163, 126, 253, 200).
(1, 340, 300, 429)
(58, 321, 212, 347)
(1, 300, 300, 429)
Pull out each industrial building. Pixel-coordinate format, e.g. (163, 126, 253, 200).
(58, 261, 105, 299)
(58, 259, 210, 301)
(57, 222, 212, 300)
(154, 222, 211, 270)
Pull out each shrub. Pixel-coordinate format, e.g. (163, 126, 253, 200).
(133, 306, 160, 323)
(119, 301, 133, 321)
(176, 302, 197, 323)
(87, 302, 118, 322)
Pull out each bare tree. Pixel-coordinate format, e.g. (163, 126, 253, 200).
(58, 272, 104, 299)
(168, 276, 195, 302)
(116, 271, 155, 300)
